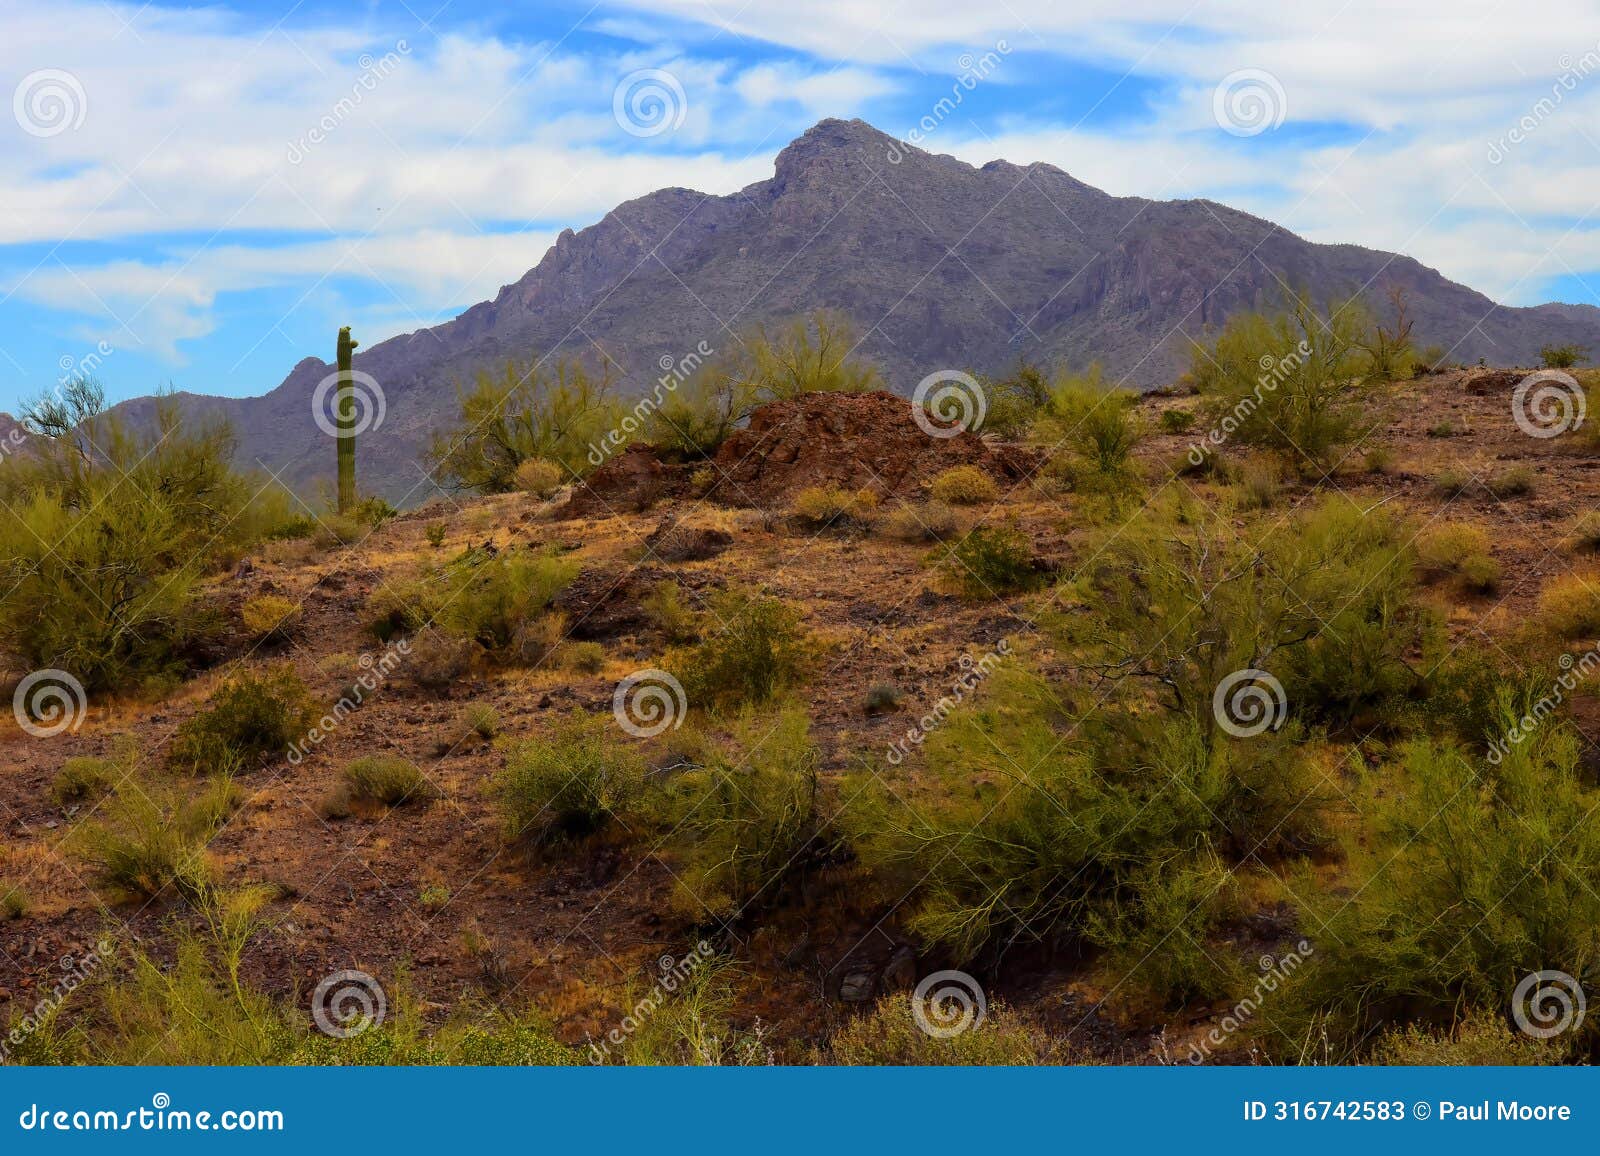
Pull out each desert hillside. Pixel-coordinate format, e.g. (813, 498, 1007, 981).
(6, 347, 1600, 1065)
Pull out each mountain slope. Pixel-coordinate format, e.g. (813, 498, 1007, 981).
(115, 117, 1600, 502)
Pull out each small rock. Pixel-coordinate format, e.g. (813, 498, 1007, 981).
(839, 972, 876, 1002)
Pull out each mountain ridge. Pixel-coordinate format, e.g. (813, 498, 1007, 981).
(105, 117, 1600, 502)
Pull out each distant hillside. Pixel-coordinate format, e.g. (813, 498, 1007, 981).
(111, 117, 1600, 503)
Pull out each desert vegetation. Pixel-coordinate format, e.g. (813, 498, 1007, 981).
(3, 296, 1597, 1070)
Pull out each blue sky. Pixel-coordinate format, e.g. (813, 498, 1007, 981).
(3, 0, 1600, 412)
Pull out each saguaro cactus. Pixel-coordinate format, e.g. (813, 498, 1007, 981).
(335, 325, 359, 514)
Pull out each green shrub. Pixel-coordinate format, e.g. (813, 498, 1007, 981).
(1189, 292, 1377, 471)
(791, 486, 878, 530)
(643, 582, 699, 643)
(1265, 711, 1600, 1057)
(1235, 455, 1282, 510)
(1041, 367, 1143, 479)
(1565, 511, 1600, 553)
(671, 589, 810, 708)
(929, 465, 998, 506)
(0, 886, 29, 921)
(1159, 408, 1196, 434)
(938, 524, 1039, 598)
(428, 359, 621, 492)
(561, 641, 607, 674)
(651, 707, 823, 920)
(370, 548, 578, 658)
(514, 458, 564, 497)
(1541, 343, 1589, 369)
(461, 703, 500, 739)
(77, 774, 242, 899)
(1368, 1010, 1559, 1066)
(53, 755, 119, 805)
(169, 668, 315, 771)
(405, 627, 478, 690)
(239, 595, 301, 641)
(344, 757, 437, 806)
(1432, 468, 1472, 499)
(496, 712, 648, 846)
(1537, 573, 1600, 639)
(1487, 466, 1534, 498)
(424, 522, 447, 549)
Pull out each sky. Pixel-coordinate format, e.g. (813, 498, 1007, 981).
(2, 0, 1599, 412)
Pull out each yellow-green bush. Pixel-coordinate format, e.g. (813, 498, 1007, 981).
(928, 465, 998, 506)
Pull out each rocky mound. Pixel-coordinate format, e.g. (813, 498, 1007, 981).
(563, 391, 1039, 516)
(706, 390, 1038, 508)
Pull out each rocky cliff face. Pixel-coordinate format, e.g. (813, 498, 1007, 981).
(110, 117, 1600, 503)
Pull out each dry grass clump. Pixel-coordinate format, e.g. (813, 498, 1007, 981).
(1416, 523, 1500, 592)
(929, 465, 998, 506)
(1537, 572, 1600, 640)
(880, 502, 960, 543)
(791, 486, 879, 530)
(240, 595, 302, 641)
(514, 458, 564, 498)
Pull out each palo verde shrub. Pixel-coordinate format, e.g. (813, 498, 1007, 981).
(76, 774, 242, 900)
(937, 523, 1039, 598)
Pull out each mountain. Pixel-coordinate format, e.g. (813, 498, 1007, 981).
(112, 117, 1600, 503)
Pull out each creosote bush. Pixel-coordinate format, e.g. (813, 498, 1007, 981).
(669, 589, 810, 709)
(937, 523, 1039, 598)
(497, 712, 648, 846)
(168, 668, 316, 771)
